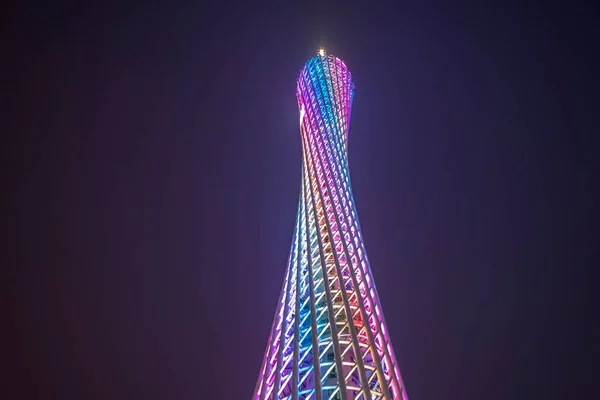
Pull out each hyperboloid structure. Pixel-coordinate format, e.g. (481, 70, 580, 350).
(252, 49, 409, 400)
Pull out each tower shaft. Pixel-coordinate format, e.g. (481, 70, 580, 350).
(253, 53, 409, 400)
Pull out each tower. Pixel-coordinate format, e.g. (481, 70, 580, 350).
(252, 50, 409, 400)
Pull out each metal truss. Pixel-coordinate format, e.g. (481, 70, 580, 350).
(252, 51, 409, 400)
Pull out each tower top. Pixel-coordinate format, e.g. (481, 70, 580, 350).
(317, 48, 326, 57)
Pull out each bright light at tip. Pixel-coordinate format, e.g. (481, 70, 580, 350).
(318, 48, 326, 56)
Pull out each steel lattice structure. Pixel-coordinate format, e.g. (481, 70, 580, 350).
(252, 50, 409, 400)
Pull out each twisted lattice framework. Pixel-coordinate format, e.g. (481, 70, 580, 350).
(253, 52, 409, 400)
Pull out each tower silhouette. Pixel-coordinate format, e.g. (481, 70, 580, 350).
(253, 50, 409, 400)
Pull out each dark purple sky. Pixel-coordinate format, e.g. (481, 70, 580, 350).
(4, 1, 598, 399)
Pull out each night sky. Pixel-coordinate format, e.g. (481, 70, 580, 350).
(4, 1, 598, 399)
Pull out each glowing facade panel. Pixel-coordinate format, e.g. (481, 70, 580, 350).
(253, 52, 409, 400)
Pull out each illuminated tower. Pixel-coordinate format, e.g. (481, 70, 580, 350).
(252, 49, 409, 400)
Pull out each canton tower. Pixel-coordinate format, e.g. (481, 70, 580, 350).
(253, 49, 409, 400)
